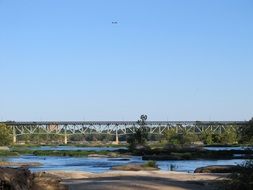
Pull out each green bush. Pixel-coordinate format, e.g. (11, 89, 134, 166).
(239, 118, 253, 144)
(223, 160, 253, 190)
(200, 131, 213, 145)
(0, 124, 12, 146)
(143, 160, 157, 168)
(220, 128, 238, 144)
(127, 127, 148, 151)
(163, 129, 199, 145)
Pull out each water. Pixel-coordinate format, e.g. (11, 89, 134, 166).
(204, 146, 253, 151)
(4, 146, 248, 173)
(7, 155, 143, 173)
(157, 159, 245, 172)
(6, 155, 245, 173)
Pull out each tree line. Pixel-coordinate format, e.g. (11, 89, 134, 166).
(127, 118, 253, 150)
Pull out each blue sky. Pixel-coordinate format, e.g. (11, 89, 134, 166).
(0, 0, 252, 121)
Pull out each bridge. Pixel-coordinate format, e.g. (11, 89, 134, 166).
(2, 120, 247, 144)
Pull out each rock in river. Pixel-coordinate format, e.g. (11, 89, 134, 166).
(194, 165, 241, 173)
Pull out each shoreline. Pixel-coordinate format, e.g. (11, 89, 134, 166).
(45, 170, 226, 190)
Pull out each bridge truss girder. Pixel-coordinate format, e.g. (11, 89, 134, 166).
(3, 121, 245, 144)
(9, 122, 241, 136)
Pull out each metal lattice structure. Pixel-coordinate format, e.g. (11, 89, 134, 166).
(1, 120, 247, 144)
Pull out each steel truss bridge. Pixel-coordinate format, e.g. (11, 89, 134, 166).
(2, 121, 247, 144)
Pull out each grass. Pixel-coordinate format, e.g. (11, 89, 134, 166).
(0, 148, 114, 157)
(142, 160, 158, 168)
(11, 144, 41, 148)
(0, 151, 20, 156)
(32, 150, 110, 157)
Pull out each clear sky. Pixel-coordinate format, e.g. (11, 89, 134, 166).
(0, 0, 252, 121)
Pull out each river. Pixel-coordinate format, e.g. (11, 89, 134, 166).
(2, 146, 250, 173)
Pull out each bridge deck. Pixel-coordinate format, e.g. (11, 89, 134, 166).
(1, 120, 247, 144)
(1, 121, 247, 125)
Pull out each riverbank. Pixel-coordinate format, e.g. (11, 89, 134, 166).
(133, 145, 253, 160)
(48, 170, 225, 190)
(0, 167, 226, 190)
(2, 145, 252, 160)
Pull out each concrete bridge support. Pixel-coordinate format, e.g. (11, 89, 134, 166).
(64, 135, 68, 145)
(13, 127, 16, 144)
(64, 127, 68, 144)
(114, 129, 119, 145)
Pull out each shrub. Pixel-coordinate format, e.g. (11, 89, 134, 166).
(164, 129, 199, 145)
(223, 160, 253, 190)
(239, 118, 253, 144)
(0, 124, 12, 146)
(143, 160, 157, 168)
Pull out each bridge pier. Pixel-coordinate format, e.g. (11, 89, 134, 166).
(114, 129, 119, 145)
(64, 134, 68, 144)
(64, 126, 68, 144)
(12, 127, 16, 144)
